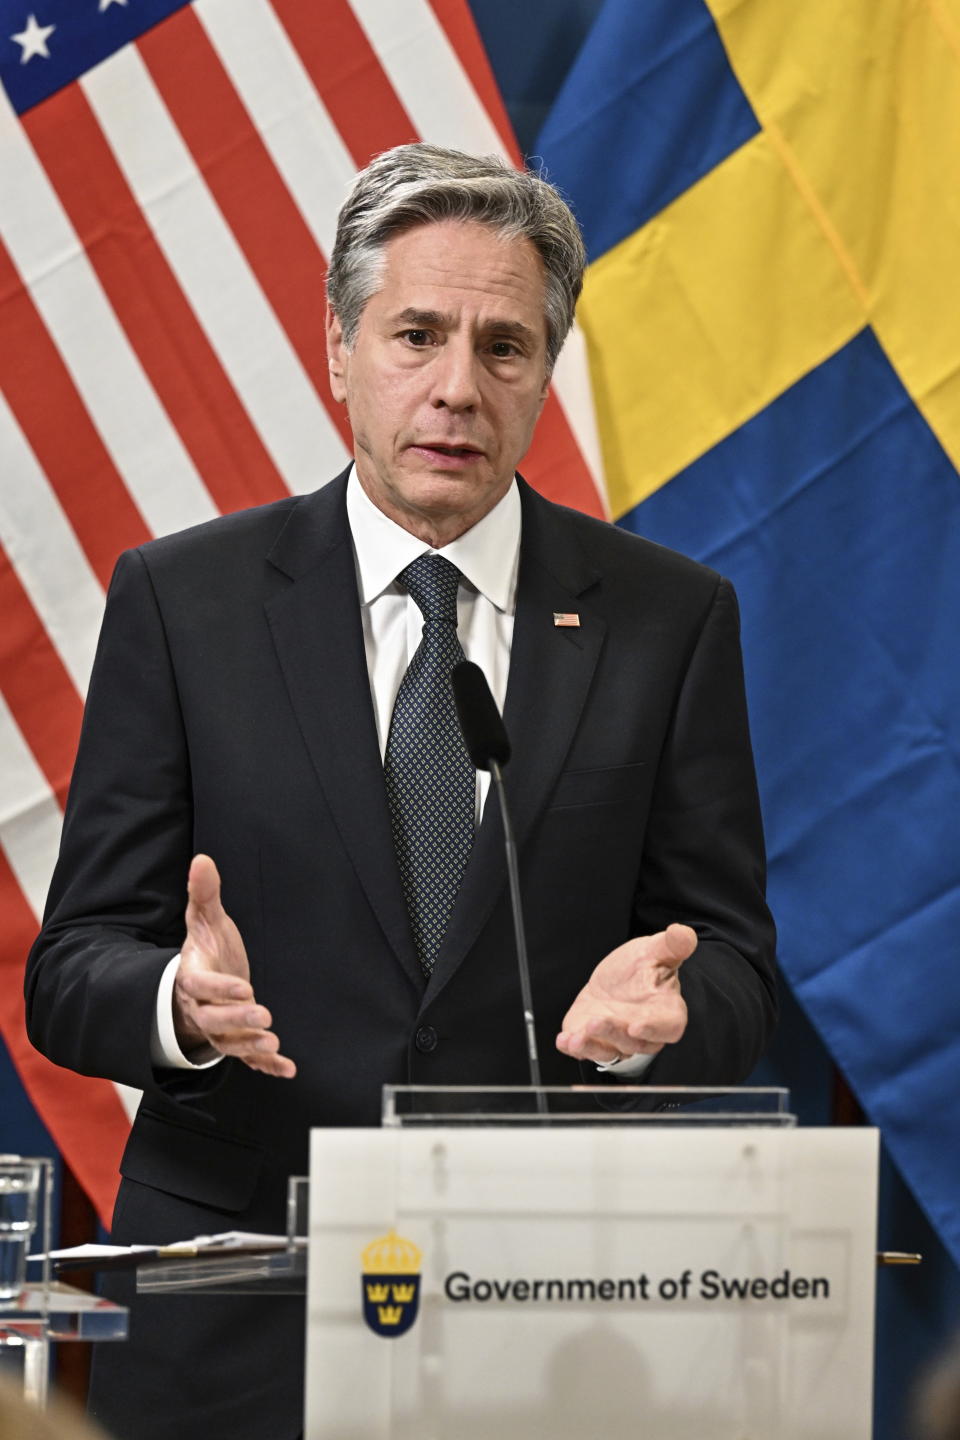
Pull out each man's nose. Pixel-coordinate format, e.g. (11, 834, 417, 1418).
(429, 341, 481, 410)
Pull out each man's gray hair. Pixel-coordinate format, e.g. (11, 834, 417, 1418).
(327, 143, 586, 375)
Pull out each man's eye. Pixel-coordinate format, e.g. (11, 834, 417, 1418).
(489, 341, 519, 358)
(403, 330, 432, 346)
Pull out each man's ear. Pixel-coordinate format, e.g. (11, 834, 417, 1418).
(326, 303, 347, 403)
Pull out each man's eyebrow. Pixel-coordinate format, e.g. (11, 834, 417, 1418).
(392, 307, 454, 329)
(482, 318, 539, 343)
(390, 308, 538, 343)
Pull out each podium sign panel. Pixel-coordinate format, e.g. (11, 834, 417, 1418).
(306, 1126, 877, 1439)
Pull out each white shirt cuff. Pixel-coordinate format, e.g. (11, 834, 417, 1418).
(150, 954, 224, 1070)
(595, 1051, 655, 1078)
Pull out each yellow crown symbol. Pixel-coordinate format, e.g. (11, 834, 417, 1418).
(377, 1305, 404, 1326)
(391, 1283, 416, 1303)
(361, 1230, 422, 1275)
(365, 1283, 390, 1303)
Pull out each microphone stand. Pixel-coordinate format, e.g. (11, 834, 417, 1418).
(488, 758, 547, 1117)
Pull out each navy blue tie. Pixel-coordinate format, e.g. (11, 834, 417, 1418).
(384, 554, 476, 976)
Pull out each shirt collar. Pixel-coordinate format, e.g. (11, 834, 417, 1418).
(346, 465, 521, 614)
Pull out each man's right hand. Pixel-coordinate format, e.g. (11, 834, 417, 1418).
(174, 854, 296, 1078)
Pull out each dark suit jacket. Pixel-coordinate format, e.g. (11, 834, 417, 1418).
(26, 470, 776, 1439)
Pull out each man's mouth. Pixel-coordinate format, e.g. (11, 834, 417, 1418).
(409, 441, 485, 465)
(415, 442, 482, 457)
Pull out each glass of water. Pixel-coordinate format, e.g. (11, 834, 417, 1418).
(0, 1157, 41, 1303)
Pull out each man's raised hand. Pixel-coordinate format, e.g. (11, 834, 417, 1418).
(556, 923, 697, 1066)
(174, 854, 296, 1078)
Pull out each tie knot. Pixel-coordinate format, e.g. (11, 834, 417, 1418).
(399, 553, 461, 625)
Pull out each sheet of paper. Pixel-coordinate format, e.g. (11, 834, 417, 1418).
(30, 1231, 298, 1261)
(28, 1243, 155, 1261)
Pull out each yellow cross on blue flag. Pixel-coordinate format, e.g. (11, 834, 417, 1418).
(538, 0, 960, 1263)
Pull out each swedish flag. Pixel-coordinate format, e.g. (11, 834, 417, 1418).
(537, 0, 960, 1264)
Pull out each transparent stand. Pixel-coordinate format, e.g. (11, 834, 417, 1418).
(137, 1176, 309, 1297)
(0, 1157, 127, 1406)
(137, 1088, 793, 1304)
(382, 1084, 796, 1126)
(136, 1247, 307, 1296)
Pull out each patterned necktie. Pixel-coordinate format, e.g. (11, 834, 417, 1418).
(384, 553, 476, 976)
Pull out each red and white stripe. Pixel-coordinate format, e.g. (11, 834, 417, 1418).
(0, 0, 606, 1226)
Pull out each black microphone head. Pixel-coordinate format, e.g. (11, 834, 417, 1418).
(452, 661, 511, 771)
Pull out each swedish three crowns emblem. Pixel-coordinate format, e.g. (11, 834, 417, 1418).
(362, 1230, 422, 1338)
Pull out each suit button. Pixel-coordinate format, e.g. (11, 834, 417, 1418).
(415, 1025, 438, 1054)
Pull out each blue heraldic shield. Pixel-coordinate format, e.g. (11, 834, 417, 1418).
(361, 1231, 423, 1339)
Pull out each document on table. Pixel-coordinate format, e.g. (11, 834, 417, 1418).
(30, 1231, 301, 1264)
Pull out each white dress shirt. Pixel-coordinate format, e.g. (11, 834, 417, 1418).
(152, 468, 650, 1076)
(347, 465, 519, 817)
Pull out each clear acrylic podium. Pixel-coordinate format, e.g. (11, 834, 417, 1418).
(305, 1086, 878, 1440)
(0, 1157, 128, 1406)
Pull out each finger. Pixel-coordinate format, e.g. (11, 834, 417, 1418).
(597, 926, 697, 984)
(180, 1010, 297, 1080)
(660, 922, 698, 967)
(186, 853, 224, 922)
(620, 923, 696, 974)
(556, 1027, 629, 1065)
(246, 1053, 297, 1080)
(179, 991, 275, 1045)
(183, 1002, 274, 1039)
(211, 1026, 280, 1057)
(176, 970, 254, 1004)
(213, 1030, 297, 1079)
(583, 1013, 666, 1055)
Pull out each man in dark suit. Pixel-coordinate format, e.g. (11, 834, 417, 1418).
(26, 144, 776, 1439)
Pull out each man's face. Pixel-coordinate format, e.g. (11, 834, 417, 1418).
(327, 219, 550, 544)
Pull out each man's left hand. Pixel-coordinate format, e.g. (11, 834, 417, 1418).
(556, 923, 697, 1065)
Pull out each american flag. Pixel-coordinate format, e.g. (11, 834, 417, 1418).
(0, 0, 605, 1226)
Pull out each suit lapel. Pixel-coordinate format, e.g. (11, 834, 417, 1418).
(425, 481, 607, 1003)
(263, 474, 423, 992)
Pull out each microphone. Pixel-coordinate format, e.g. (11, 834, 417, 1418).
(451, 658, 510, 769)
(452, 662, 544, 1107)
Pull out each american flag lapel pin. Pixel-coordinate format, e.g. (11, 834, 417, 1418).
(553, 612, 580, 628)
